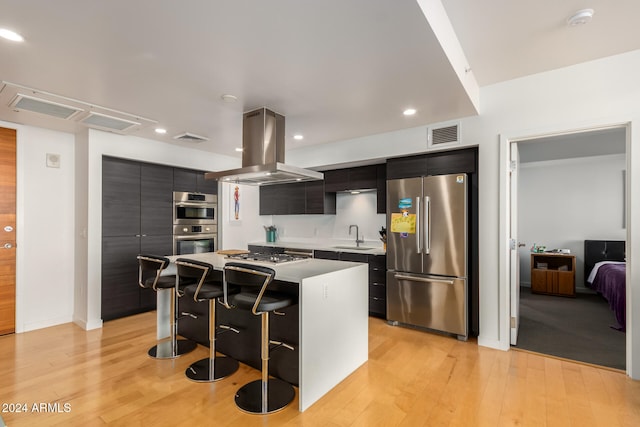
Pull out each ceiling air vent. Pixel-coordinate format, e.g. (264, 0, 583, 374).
(9, 93, 84, 119)
(173, 132, 209, 142)
(79, 111, 140, 132)
(428, 123, 460, 148)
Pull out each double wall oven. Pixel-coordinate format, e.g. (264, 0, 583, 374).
(173, 191, 217, 255)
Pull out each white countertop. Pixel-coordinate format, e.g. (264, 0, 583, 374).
(248, 240, 386, 256)
(168, 252, 365, 283)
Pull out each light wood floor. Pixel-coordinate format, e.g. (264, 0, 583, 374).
(1, 313, 639, 427)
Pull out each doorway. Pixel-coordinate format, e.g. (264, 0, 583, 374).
(508, 126, 627, 369)
(0, 126, 16, 335)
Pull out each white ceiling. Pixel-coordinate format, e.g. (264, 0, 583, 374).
(0, 0, 638, 160)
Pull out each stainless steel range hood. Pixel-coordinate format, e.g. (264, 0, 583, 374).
(205, 108, 323, 185)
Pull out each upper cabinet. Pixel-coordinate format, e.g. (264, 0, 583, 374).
(260, 163, 385, 215)
(324, 165, 378, 192)
(386, 147, 476, 180)
(324, 164, 386, 214)
(173, 167, 218, 194)
(260, 181, 335, 215)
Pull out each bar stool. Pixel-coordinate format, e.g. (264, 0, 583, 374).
(137, 254, 197, 359)
(176, 258, 241, 382)
(224, 262, 297, 414)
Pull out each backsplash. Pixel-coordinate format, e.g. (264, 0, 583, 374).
(270, 192, 385, 244)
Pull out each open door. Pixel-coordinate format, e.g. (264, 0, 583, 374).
(510, 142, 520, 345)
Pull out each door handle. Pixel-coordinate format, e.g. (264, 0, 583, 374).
(424, 196, 431, 255)
(3, 243, 13, 249)
(415, 196, 421, 253)
(394, 273, 454, 285)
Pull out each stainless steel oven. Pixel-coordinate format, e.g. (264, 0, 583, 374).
(173, 224, 217, 255)
(173, 191, 217, 225)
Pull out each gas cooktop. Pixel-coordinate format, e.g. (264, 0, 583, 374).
(225, 252, 307, 264)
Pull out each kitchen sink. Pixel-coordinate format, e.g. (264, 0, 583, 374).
(331, 245, 374, 251)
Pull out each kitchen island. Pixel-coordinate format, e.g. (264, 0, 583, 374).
(167, 252, 369, 412)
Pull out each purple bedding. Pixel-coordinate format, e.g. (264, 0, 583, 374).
(590, 263, 626, 331)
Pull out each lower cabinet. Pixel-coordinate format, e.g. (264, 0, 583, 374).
(101, 234, 172, 321)
(314, 250, 387, 318)
(178, 279, 300, 386)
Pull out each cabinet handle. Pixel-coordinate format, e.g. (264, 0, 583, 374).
(3, 243, 13, 249)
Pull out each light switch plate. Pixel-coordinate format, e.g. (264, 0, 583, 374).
(46, 153, 61, 168)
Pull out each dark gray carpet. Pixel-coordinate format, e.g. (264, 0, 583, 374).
(515, 287, 625, 370)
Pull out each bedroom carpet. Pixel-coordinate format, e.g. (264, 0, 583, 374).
(514, 287, 625, 370)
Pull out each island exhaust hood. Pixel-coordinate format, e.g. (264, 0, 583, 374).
(205, 108, 323, 185)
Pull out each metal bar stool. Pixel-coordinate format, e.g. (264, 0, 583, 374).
(224, 262, 297, 414)
(176, 258, 241, 382)
(137, 254, 197, 359)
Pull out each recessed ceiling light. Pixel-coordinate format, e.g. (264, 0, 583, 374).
(350, 191, 361, 195)
(154, 128, 167, 134)
(0, 29, 24, 42)
(567, 9, 594, 26)
(235, 147, 243, 152)
(403, 108, 416, 116)
(221, 94, 238, 103)
(293, 134, 304, 140)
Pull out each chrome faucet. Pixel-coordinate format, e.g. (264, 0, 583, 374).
(349, 225, 364, 247)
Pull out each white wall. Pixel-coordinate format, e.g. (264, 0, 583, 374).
(518, 154, 626, 289)
(219, 182, 268, 250)
(2, 121, 76, 333)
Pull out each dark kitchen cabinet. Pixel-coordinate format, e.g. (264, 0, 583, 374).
(313, 250, 386, 318)
(305, 180, 336, 214)
(101, 156, 174, 321)
(324, 165, 378, 192)
(173, 167, 218, 194)
(386, 147, 476, 180)
(323, 164, 385, 213)
(376, 163, 386, 214)
(260, 181, 335, 215)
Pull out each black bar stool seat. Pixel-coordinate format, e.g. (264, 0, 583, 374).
(137, 254, 197, 359)
(224, 262, 297, 414)
(177, 258, 241, 382)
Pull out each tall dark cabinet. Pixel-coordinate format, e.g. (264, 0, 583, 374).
(101, 157, 174, 321)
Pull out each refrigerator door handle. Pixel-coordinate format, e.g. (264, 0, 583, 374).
(394, 273, 454, 285)
(416, 196, 421, 253)
(424, 196, 431, 254)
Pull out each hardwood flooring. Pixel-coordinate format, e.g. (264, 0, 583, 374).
(1, 312, 639, 426)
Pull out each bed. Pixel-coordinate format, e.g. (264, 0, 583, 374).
(584, 240, 626, 331)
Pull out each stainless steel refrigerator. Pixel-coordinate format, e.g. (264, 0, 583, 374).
(386, 173, 468, 339)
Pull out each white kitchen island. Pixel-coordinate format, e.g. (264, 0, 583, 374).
(167, 252, 369, 412)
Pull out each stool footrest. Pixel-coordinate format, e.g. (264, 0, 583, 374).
(179, 311, 198, 319)
(235, 378, 295, 414)
(268, 340, 295, 352)
(218, 324, 240, 335)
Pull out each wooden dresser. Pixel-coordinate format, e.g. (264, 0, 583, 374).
(530, 253, 576, 297)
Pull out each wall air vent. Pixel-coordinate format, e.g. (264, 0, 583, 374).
(173, 132, 209, 142)
(428, 123, 460, 148)
(79, 111, 140, 132)
(9, 93, 84, 119)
